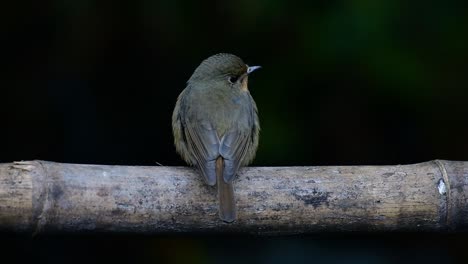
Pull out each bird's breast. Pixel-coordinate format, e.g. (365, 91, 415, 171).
(241, 76, 249, 91)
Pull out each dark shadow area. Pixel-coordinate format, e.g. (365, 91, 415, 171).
(1, 233, 466, 264)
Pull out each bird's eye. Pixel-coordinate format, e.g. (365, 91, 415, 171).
(228, 75, 238, 84)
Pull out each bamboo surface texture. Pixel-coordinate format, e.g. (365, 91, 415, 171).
(1, 160, 467, 234)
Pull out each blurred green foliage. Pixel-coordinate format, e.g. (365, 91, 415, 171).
(3, 0, 468, 166)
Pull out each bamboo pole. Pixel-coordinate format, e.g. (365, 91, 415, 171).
(0, 160, 467, 234)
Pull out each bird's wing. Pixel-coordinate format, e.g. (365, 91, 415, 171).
(219, 95, 259, 183)
(219, 130, 254, 183)
(184, 120, 220, 186)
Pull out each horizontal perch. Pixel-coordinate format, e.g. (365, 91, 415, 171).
(0, 160, 467, 234)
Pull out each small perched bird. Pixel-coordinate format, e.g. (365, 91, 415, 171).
(172, 53, 260, 222)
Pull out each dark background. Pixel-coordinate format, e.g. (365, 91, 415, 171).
(2, 0, 468, 263)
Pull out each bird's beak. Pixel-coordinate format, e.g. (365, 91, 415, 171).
(247, 65, 261, 74)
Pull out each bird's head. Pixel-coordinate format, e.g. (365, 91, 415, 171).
(188, 53, 261, 91)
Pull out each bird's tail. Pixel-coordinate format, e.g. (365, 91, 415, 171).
(216, 157, 236, 222)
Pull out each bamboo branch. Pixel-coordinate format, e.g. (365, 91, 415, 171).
(0, 160, 467, 234)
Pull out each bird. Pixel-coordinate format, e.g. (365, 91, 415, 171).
(172, 53, 260, 222)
